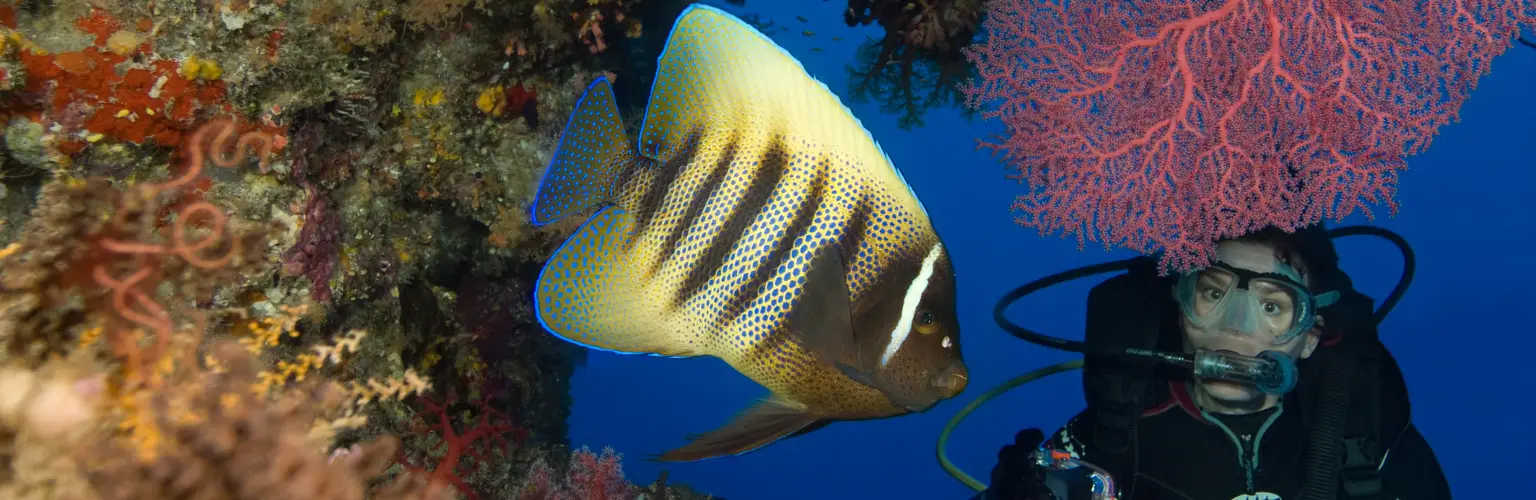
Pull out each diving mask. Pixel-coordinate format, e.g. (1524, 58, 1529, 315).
(1174, 261, 1340, 345)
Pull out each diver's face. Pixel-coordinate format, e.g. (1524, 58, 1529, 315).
(1181, 241, 1321, 408)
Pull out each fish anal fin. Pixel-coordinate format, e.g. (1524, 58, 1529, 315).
(531, 76, 633, 226)
(650, 396, 817, 462)
(787, 420, 833, 439)
(534, 207, 697, 358)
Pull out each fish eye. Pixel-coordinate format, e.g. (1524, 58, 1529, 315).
(915, 309, 939, 334)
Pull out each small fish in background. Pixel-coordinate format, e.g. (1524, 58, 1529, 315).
(811, 47, 824, 52)
(797, 15, 809, 22)
(802, 30, 816, 36)
(832, 36, 843, 41)
(529, 5, 967, 462)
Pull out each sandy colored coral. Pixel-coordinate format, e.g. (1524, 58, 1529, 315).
(83, 341, 451, 500)
(0, 354, 105, 500)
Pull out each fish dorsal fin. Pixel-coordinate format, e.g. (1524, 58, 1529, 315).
(531, 77, 632, 226)
(638, 5, 928, 217)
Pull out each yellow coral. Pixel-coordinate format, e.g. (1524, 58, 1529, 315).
(253, 328, 367, 395)
(413, 87, 446, 108)
(341, 371, 431, 406)
(240, 304, 309, 355)
(115, 392, 162, 461)
(75, 325, 103, 351)
(179, 56, 223, 80)
(476, 85, 506, 117)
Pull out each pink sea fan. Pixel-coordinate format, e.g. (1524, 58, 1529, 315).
(962, 0, 1534, 274)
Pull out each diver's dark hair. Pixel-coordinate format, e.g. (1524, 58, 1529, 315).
(1229, 223, 1342, 294)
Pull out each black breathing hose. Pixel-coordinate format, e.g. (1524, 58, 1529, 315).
(990, 257, 1139, 356)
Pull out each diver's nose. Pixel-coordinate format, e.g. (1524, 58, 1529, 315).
(934, 361, 968, 398)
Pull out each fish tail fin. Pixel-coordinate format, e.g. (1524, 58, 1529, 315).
(534, 206, 701, 357)
(530, 76, 633, 226)
(648, 394, 818, 463)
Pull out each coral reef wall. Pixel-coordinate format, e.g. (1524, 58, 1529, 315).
(0, 1, 716, 499)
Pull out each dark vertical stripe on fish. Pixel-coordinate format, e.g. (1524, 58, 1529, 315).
(648, 134, 735, 284)
(726, 154, 829, 335)
(839, 195, 872, 271)
(674, 135, 785, 308)
(744, 322, 795, 375)
(630, 127, 703, 251)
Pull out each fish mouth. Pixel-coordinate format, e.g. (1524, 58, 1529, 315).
(932, 362, 969, 399)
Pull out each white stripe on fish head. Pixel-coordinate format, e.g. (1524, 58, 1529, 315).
(881, 243, 944, 367)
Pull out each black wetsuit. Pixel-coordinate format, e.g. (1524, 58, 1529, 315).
(1019, 381, 1450, 500)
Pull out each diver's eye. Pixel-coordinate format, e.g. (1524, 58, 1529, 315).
(1260, 300, 1292, 316)
(1199, 288, 1225, 302)
(915, 309, 939, 334)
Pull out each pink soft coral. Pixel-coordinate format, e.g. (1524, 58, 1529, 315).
(518, 446, 634, 500)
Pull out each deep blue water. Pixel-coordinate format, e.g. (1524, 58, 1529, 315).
(565, 1, 1536, 498)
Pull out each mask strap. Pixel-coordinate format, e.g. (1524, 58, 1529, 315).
(1314, 290, 1340, 308)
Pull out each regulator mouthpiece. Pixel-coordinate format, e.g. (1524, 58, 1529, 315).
(1192, 349, 1297, 395)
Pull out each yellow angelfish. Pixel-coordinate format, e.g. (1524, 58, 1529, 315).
(530, 4, 967, 462)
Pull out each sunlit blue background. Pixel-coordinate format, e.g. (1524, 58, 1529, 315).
(565, 1, 1536, 498)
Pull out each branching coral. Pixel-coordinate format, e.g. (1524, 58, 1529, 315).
(396, 389, 523, 500)
(82, 340, 451, 500)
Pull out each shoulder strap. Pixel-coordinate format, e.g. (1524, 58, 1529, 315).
(1339, 352, 1383, 498)
(1080, 257, 1173, 455)
(1298, 271, 1412, 500)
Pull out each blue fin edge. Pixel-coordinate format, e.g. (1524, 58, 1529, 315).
(528, 76, 619, 228)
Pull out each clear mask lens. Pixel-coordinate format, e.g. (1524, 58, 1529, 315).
(1175, 264, 1315, 345)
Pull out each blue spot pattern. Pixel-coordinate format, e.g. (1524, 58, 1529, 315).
(531, 77, 628, 226)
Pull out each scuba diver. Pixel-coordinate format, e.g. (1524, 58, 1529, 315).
(954, 223, 1450, 500)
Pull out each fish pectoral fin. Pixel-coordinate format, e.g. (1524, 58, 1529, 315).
(789, 246, 864, 370)
(530, 76, 633, 226)
(534, 206, 699, 358)
(650, 396, 818, 462)
(832, 363, 873, 386)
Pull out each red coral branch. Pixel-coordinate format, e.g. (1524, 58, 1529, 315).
(397, 390, 524, 500)
(963, 0, 1534, 273)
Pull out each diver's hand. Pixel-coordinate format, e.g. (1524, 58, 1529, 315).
(986, 428, 1056, 500)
